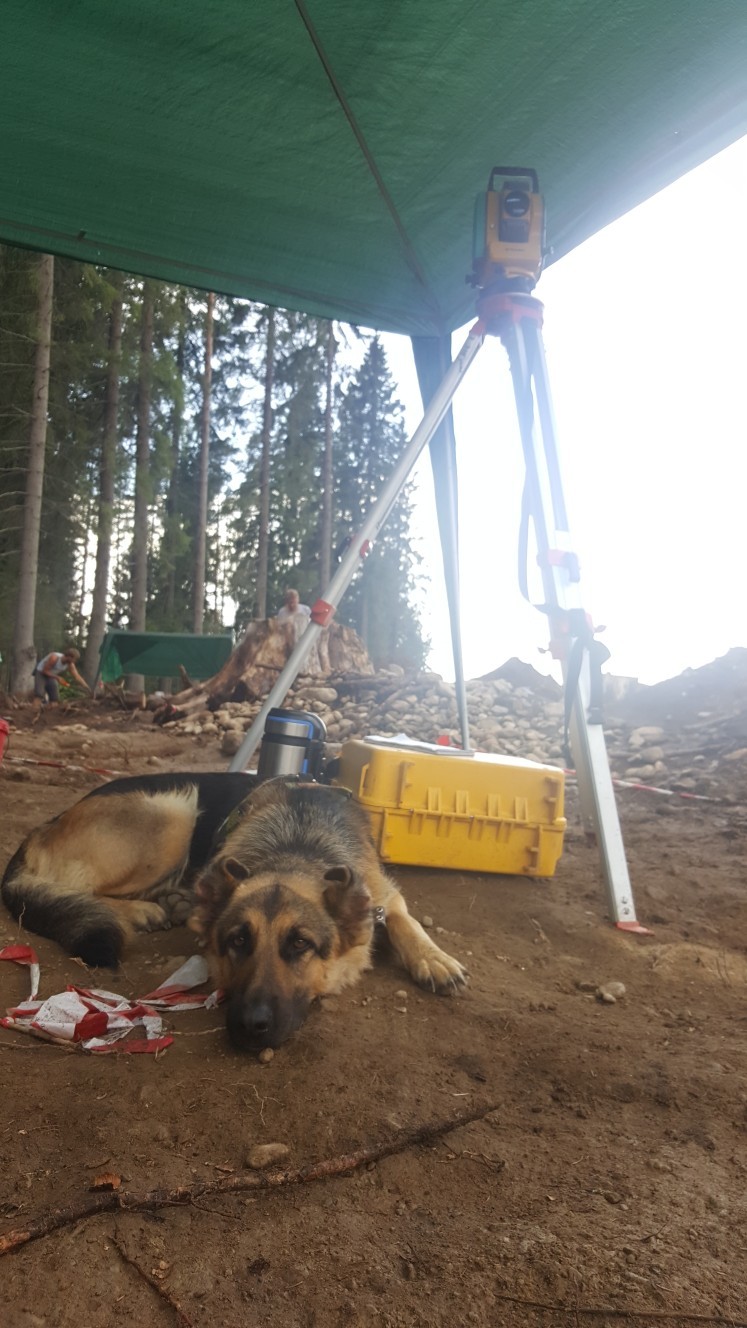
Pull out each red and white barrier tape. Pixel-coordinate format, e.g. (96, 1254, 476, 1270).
(564, 769, 733, 806)
(0, 950, 219, 1054)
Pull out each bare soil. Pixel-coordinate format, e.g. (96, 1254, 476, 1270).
(1, 702, 746, 1328)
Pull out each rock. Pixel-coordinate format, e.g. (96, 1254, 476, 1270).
(221, 729, 242, 756)
(245, 1142, 290, 1170)
(304, 687, 339, 704)
(421, 916, 434, 929)
(394, 990, 408, 1000)
(630, 726, 665, 745)
(597, 981, 626, 1004)
(258, 1047, 274, 1064)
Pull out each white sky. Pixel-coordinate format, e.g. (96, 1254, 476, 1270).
(383, 135, 747, 686)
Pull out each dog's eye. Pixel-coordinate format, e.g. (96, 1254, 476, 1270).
(228, 925, 252, 954)
(285, 932, 314, 956)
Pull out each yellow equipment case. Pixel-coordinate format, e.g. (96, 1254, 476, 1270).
(333, 738, 566, 877)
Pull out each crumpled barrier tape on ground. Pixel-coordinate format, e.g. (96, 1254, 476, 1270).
(0, 950, 220, 1054)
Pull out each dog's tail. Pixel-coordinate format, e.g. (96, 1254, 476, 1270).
(1, 857, 124, 968)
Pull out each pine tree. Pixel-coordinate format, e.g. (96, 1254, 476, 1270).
(193, 291, 215, 632)
(334, 336, 427, 668)
(83, 272, 123, 684)
(255, 305, 275, 619)
(9, 253, 54, 693)
(230, 310, 325, 627)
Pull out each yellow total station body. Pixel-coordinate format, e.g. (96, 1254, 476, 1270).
(472, 166, 545, 290)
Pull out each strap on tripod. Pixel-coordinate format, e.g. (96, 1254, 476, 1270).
(518, 479, 532, 603)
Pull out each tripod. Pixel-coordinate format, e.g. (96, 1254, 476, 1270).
(229, 283, 648, 934)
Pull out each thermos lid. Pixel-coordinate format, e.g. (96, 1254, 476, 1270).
(264, 708, 327, 741)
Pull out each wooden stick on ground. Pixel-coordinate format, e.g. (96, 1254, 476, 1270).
(111, 1234, 194, 1328)
(492, 1292, 747, 1327)
(0, 1101, 499, 1257)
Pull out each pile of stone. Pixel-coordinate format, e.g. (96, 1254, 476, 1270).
(170, 647, 747, 805)
(179, 663, 567, 768)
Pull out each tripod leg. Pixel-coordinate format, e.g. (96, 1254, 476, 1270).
(502, 305, 647, 932)
(228, 328, 485, 773)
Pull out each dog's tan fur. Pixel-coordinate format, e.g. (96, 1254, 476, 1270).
(5, 787, 198, 949)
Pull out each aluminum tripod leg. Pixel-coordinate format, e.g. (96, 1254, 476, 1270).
(499, 298, 646, 932)
(228, 327, 485, 774)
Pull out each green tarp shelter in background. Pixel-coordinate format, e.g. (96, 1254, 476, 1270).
(97, 632, 234, 686)
(2, 3, 746, 337)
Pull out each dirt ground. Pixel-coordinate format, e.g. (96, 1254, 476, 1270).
(1, 704, 746, 1328)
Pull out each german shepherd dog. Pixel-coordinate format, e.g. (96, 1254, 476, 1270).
(189, 776, 467, 1049)
(2, 773, 466, 1049)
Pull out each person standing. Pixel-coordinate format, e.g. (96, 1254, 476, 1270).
(276, 588, 311, 624)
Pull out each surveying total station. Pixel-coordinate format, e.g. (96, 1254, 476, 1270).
(229, 169, 648, 936)
(470, 166, 544, 291)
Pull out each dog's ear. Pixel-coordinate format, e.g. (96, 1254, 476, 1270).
(188, 856, 251, 935)
(223, 856, 251, 885)
(322, 866, 372, 937)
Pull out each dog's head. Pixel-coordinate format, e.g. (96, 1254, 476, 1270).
(189, 857, 373, 1051)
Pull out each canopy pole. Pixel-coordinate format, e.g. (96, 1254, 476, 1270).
(228, 327, 485, 773)
(411, 336, 470, 750)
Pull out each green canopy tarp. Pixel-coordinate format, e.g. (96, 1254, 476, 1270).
(2, 3, 746, 336)
(97, 632, 233, 685)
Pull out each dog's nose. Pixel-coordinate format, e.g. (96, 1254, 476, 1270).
(247, 1002, 273, 1038)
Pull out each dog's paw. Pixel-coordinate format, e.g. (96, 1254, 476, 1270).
(148, 887, 193, 927)
(131, 901, 169, 933)
(410, 944, 468, 994)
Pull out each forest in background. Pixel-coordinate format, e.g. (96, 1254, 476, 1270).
(0, 246, 428, 693)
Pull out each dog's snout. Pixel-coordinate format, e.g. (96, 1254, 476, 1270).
(247, 1002, 272, 1037)
(226, 987, 311, 1052)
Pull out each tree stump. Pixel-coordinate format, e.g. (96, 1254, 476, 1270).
(154, 618, 373, 723)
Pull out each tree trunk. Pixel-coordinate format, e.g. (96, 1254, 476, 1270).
(319, 322, 336, 592)
(83, 274, 122, 686)
(256, 306, 275, 619)
(9, 254, 54, 695)
(165, 290, 186, 624)
(193, 291, 214, 633)
(126, 280, 154, 691)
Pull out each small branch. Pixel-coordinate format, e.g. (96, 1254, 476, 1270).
(111, 1234, 194, 1328)
(492, 1291, 747, 1327)
(177, 664, 195, 691)
(0, 1101, 498, 1256)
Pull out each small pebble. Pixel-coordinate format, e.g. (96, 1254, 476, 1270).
(422, 916, 434, 929)
(394, 990, 408, 1000)
(246, 1142, 290, 1170)
(597, 981, 626, 1004)
(395, 1007, 407, 1014)
(258, 1047, 275, 1064)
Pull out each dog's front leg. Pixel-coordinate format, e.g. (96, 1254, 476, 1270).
(379, 886, 467, 992)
